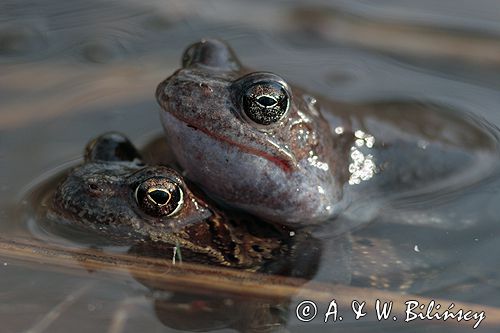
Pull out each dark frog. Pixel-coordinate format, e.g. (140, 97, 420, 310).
(45, 133, 447, 293)
(48, 132, 320, 275)
(156, 39, 499, 227)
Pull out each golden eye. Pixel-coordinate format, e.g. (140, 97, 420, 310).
(134, 177, 184, 217)
(232, 72, 291, 127)
(242, 82, 289, 125)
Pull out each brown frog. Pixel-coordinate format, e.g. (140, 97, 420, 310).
(47, 132, 321, 276)
(46, 133, 437, 291)
(156, 39, 499, 229)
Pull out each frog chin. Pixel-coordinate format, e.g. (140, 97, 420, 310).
(160, 111, 344, 225)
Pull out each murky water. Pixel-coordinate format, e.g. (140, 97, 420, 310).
(2, 1, 500, 332)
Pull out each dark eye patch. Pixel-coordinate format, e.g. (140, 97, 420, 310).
(256, 95, 277, 107)
(147, 189, 171, 206)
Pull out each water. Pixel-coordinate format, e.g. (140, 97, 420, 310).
(2, 1, 500, 332)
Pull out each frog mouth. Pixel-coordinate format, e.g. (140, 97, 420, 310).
(159, 109, 297, 172)
(197, 126, 297, 172)
(156, 79, 298, 173)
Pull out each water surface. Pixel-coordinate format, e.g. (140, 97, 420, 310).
(2, 1, 500, 332)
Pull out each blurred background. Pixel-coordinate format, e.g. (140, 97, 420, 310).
(1, 1, 500, 332)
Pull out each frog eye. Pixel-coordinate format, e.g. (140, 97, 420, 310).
(134, 177, 184, 218)
(234, 73, 291, 126)
(85, 132, 143, 163)
(182, 39, 241, 71)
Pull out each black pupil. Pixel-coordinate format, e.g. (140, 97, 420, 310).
(241, 82, 289, 126)
(257, 96, 276, 107)
(149, 190, 170, 205)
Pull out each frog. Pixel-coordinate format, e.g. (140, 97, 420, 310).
(46, 132, 443, 292)
(47, 132, 322, 276)
(156, 38, 499, 228)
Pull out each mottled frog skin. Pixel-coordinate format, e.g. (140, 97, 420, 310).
(156, 39, 498, 228)
(47, 133, 437, 291)
(48, 133, 320, 275)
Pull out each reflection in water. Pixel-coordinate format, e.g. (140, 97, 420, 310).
(30, 195, 314, 333)
(3, 0, 500, 332)
(27, 138, 499, 331)
(152, 294, 283, 332)
(131, 244, 296, 333)
(347, 129, 376, 185)
(25, 133, 323, 331)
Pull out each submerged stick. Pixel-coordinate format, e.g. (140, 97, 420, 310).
(0, 236, 498, 328)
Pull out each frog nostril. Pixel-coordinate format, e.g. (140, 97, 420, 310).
(181, 39, 241, 71)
